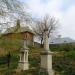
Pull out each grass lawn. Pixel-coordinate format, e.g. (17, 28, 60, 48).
(0, 39, 75, 75)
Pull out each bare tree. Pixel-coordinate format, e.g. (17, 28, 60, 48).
(0, 0, 31, 32)
(33, 15, 58, 47)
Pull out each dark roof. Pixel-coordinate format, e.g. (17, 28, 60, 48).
(3, 26, 35, 35)
(49, 37, 75, 44)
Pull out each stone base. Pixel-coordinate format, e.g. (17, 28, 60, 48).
(18, 61, 29, 70)
(40, 51, 54, 75)
(48, 69, 54, 75)
(39, 68, 54, 75)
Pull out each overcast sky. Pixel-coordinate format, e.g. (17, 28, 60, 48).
(19, 0, 75, 40)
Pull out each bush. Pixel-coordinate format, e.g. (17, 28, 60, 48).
(53, 51, 75, 75)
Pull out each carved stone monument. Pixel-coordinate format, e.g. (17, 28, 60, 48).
(18, 40, 29, 70)
(40, 30, 54, 75)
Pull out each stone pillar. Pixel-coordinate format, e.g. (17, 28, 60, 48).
(18, 40, 29, 70)
(43, 30, 49, 51)
(40, 30, 54, 75)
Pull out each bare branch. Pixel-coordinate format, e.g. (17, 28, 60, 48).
(32, 15, 59, 46)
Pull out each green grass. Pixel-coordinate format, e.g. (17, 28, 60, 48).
(0, 38, 75, 75)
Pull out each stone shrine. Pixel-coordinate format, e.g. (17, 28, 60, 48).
(18, 40, 29, 70)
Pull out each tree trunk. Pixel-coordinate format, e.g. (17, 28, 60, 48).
(40, 38, 43, 48)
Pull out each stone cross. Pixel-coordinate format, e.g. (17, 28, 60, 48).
(40, 30, 54, 75)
